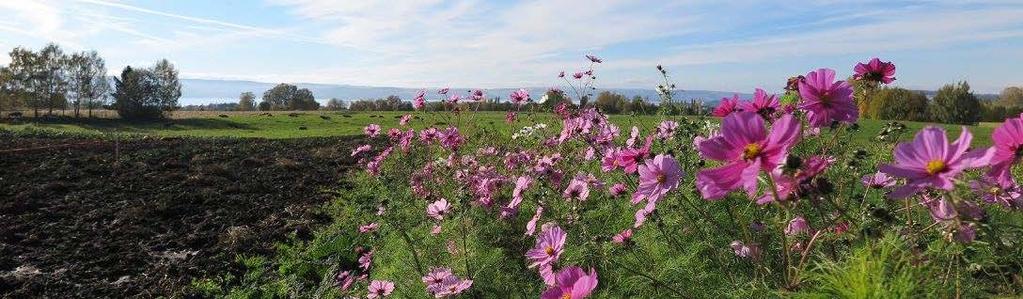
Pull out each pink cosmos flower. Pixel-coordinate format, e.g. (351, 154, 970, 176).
(525, 206, 544, 236)
(730, 241, 761, 260)
(563, 178, 590, 202)
(367, 280, 394, 298)
(656, 120, 679, 140)
(798, 68, 857, 127)
(608, 183, 627, 197)
(502, 176, 532, 218)
(414, 90, 427, 110)
(335, 270, 357, 291)
(422, 268, 452, 286)
(358, 249, 374, 271)
(573, 72, 584, 79)
(611, 229, 633, 245)
(970, 176, 1022, 209)
(631, 154, 683, 204)
(853, 58, 896, 84)
(633, 203, 654, 228)
(510, 89, 530, 105)
(600, 148, 620, 172)
(470, 89, 485, 101)
(696, 112, 801, 200)
(427, 198, 452, 220)
(526, 225, 566, 268)
(430, 275, 473, 298)
(617, 136, 653, 174)
(862, 172, 896, 189)
(713, 94, 742, 117)
(879, 126, 992, 199)
(438, 88, 450, 95)
(359, 222, 379, 234)
(440, 127, 465, 151)
(986, 114, 1023, 186)
(400, 114, 413, 126)
(558, 71, 566, 78)
(351, 144, 372, 157)
(364, 124, 381, 137)
(784, 216, 810, 236)
(505, 111, 517, 123)
(540, 266, 598, 299)
(585, 54, 602, 63)
(739, 88, 779, 120)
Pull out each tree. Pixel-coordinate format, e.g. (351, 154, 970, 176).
(260, 83, 319, 111)
(38, 44, 70, 116)
(324, 98, 345, 110)
(237, 92, 256, 111)
(998, 86, 1023, 108)
(929, 81, 981, 125)
(865, 87, 928, 121)
(68, 51, 110, 118)
(151, 59, 181, 112)
(112, 66, 170, 119)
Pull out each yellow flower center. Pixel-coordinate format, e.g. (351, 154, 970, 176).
(545, 246, 555, 256)
(563, 294, 572, 299)
(743, 143, 762, 160)
(925, 160, 947, 175)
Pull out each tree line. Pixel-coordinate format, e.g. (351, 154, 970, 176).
(0, 43, 182, 120)
(856, 81, 1023, 124)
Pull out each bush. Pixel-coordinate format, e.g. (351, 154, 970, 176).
(865, 87, 928, 121)
(929, 82, 981, 125)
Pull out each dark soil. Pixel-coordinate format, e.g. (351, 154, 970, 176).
(0, 134, 364, 298)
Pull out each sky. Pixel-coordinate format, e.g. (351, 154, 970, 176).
(1, 0, 1022, 93)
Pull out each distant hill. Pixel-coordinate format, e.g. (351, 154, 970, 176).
(179, 79, 749, 106)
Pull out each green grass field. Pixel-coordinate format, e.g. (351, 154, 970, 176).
(0, 110, 998, 146)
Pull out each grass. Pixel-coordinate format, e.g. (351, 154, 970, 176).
(0, 110, 998, 146)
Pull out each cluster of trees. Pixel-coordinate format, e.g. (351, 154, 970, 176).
(0, 43, 182, 120)
(111, 60, 181, 119)
(0, 44, 111, 117)
(859, 82, 1022, 124)
(255, 83, 319, 111)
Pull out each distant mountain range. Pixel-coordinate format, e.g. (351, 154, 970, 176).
(179, 79, 750, 106)
(178, 79, 1000, 106)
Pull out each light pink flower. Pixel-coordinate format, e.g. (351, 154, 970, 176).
(862, 172, 896, 189)
(510, 89, 529, 105)
(656, 120, 679, 140)
(367, 280, 394, 298)
(400, 114, 413, 126)
(526, 225, 566, 268)
(525, 206, 544, 236)
(784, 216, 810, 236)
(631, 154, 683, 204)
(427, 198, 452, 220)
(608, 183, 627, 197)
(351, 144, 372, 157)
(611, 229, 633, 245)
(364, 124, 381, 137)
(359, 222, 379, 234)
(563, 178, 590, 202)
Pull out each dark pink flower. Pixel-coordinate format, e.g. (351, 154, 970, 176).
(696, 112, 801, 200)
(585, 54, 602, 63)
(713, 94, 741, 117)
(986, 114, 1023, 186)
(335, 270, 357, 291)
(506, 111, 517, 123)
(853, 58, 896, 84)
(510, 89, 530, 105)
(611, 229, 633, 245)
(970, 177, 1022, 209)
(631, 154, 683, 204)
(540, 266, 598, 299)
(470, 89, 485, 101)
(573, 72, 584, 79)
(558, 71, 566, 78)
(739, 88, 779, 120)
(617, 137, 653, 174)
(526, 225, 566, 268)
(439, 127, 465, 151)
(608, 183, 627, 197)
(879, 127, 992, 198)
(784, 216, 810, 236)
(367, 280, 394, 298)
(798, 68, 857, 127)
(414, 90, 427, 110)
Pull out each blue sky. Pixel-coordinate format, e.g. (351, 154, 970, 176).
(1, 0, 1021, 93)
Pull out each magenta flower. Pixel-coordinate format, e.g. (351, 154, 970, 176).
(510, 89, 530, 105)
(986, 114, 1023, 186)
(427, 198, 452, 220)
(540, 266, 598, 299)
(440, 127, 465, 151)
(631, 154, 683, 204)
(617, 137, 653, 174)
(601, 148, 620, 172)
(853, 58, 896, 84)
(505, 111, 517, 123)
(696, 112, 801, 200)
(784, 216, 810, 236)
(585, 54, 602, 63)
(712, 94, 741, 117)
(364, 124, 381, 137)
(526, 225, 566, 268)
(573, 72, 584, 79)
(798, 68, 857, 127)
(367, 280, 395, 298)
(563, 178, 591, 202)
(879, 127, 992, 199)
(414, 90, 427, 110)
(862, 172, 896, 189)
(740, 88, 779, 120)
